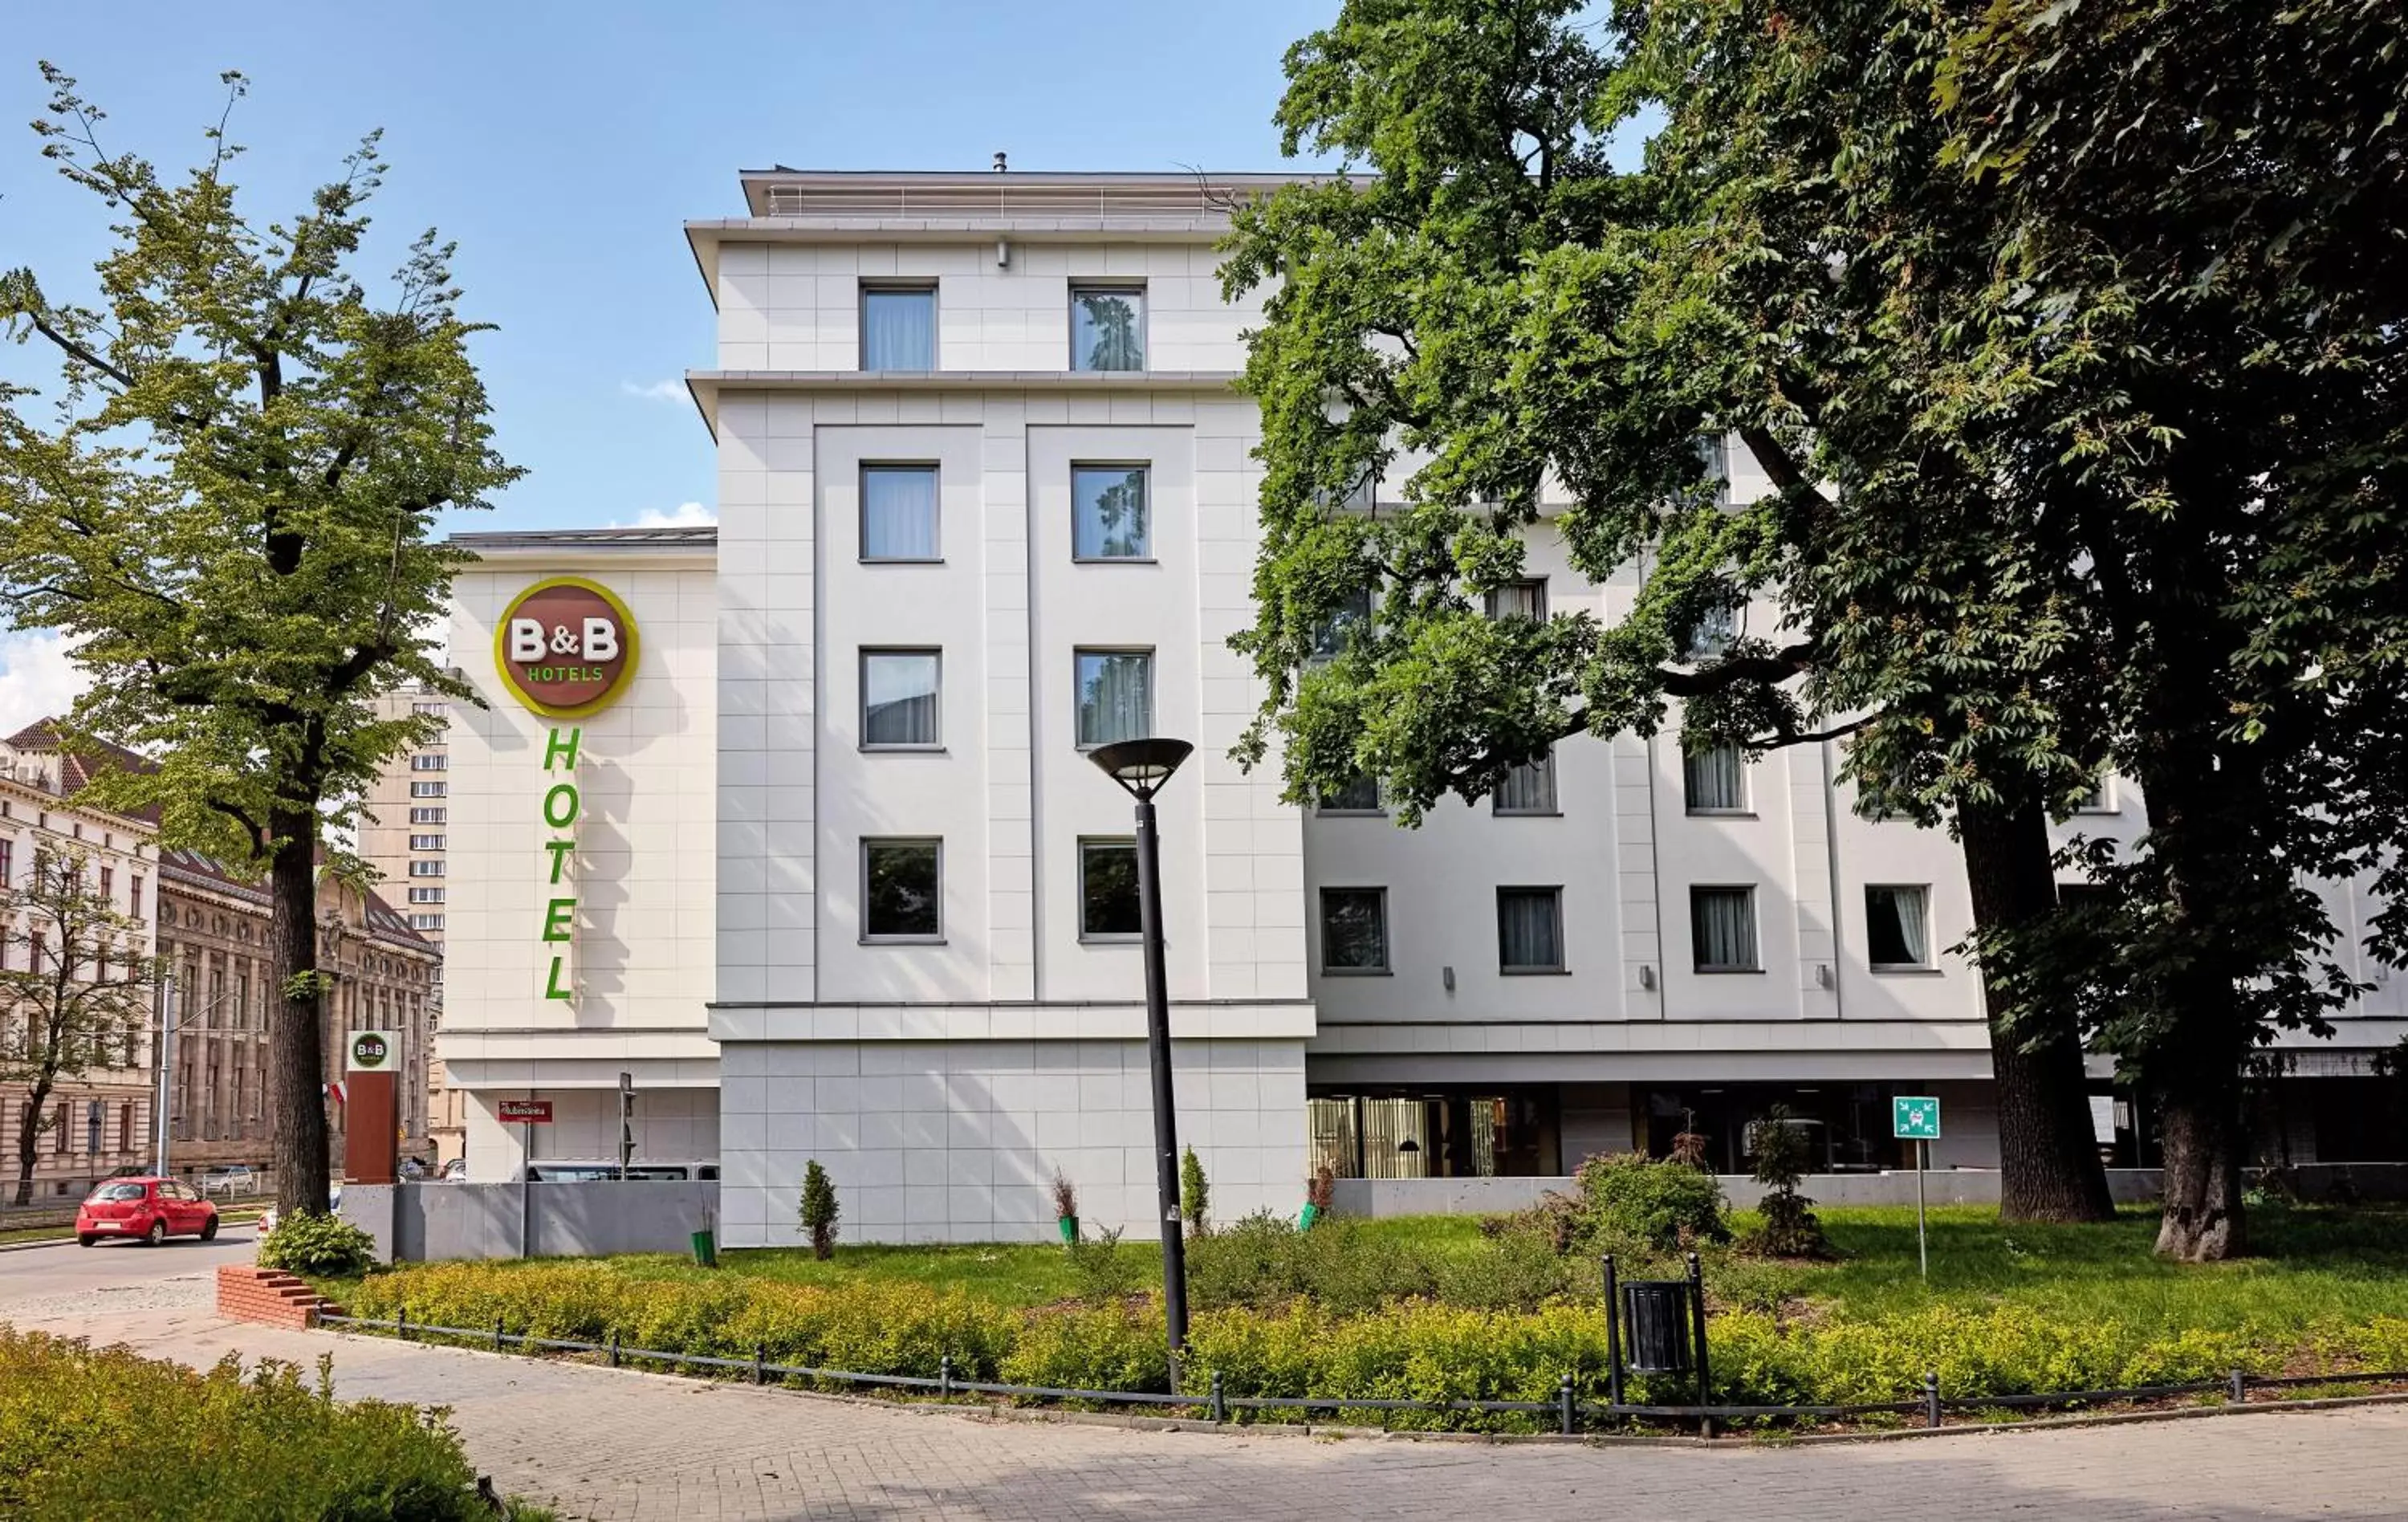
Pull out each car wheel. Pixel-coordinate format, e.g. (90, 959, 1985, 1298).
(201, 1216, 219, 1242)
(145, 1219, 167, 1247)
(78, 1234, 96, 1248)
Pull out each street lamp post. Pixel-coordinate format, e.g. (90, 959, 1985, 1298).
(1085, 736, 1195, 1382)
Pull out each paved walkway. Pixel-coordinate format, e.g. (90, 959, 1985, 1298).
(5, 1261, 2406, 1520)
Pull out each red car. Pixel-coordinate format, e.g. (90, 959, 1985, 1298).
(76, 1177, 220, 1247)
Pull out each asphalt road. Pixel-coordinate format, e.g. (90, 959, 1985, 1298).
(0, 1217, 259, 1318)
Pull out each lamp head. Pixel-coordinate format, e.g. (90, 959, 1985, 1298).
(1086, 737, 1194, 801)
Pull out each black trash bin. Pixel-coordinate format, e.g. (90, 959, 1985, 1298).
(1622, 1280, 1693, 1374)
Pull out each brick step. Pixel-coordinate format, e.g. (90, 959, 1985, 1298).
(216, 1264, 340, 1329)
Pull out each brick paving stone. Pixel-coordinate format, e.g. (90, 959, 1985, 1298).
(6, 1301, 2404, 1521)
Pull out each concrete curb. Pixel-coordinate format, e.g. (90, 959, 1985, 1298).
(299, 1324, 2408, 1450)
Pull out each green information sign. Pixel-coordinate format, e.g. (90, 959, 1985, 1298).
(1893, 1095, 1942, 1140)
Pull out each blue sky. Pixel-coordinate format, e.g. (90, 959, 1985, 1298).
(0, 1, 1337, 727)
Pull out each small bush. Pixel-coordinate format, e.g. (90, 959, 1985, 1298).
(799, 1160, 839, 1260)
(1573, 1152, 1730, 1251)
(1431, 1226, 1583, 1312)
(1187, 1211, 1437, 1315)
(0, 1328, 547, 1520)
(1738, 1107, 1832, 1259)
(1064, 1225, 1139, 1301)
(1049, 1168, 1079, 1223)
(257, 1210, 377, 1277)
(1179, 1146, 1210, 1239)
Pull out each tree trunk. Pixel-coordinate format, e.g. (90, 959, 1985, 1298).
(2151, 1056, 2247, 1260)
(11, 1076, 47, 1207)
(267, 808, 332, 1217)
(1958, 792, 2117, 1223)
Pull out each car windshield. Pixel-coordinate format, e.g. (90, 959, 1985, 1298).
(87, 1182, 147, 1202)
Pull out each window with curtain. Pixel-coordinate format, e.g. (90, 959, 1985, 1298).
(1072, 465, 1150, 559)
(1696, 433, 1731, 508)
(1320, 888, 1389, 973)
(1485, 579, 1548, 621)
(1310, 585, 1373, 661)
(1079, 839, 1141, 939)
(1318, 773, 1382, 813)
(1070, 285, 1145, 371)
(861, 465, 939, 561)
(1679, 594, 1743, 660)
(1493, 751, 1557, 814)
(860, 286, 935, 370)
(1496, 887, 1564, 972)
(862, 839, 942, 941)
(1683, 743, 1747, 812)
(861, 650, 942, 747)
(1075, 650, 1153, 747)
(1691, 886, 1759, 971)
(1865, 885, 1931, 968)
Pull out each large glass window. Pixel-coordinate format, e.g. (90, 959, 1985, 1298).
(1079, 838, 1141, 940)
(1070, 285, 1145, 371)
(1072, 466, 1150, 560)
(1318, 774, 1382, 814)
(1865, 885, 1931, 969)
(1320, 888, 1389, 974)
(1493, 751, 1557, 815)
(862, 465, 940, 561)
(862, 839, 942, 942)
(1074, 650, 1153, 748)
(861, 650, 942, 748)
(1691, 885, 1759, 971)
(1485, 579, 1548, 621)
(1683, 743, 1747, 812)
(1496, 887, 1564, 972)
(860, 285, 935, 370)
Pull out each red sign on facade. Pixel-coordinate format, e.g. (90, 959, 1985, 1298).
(498, 1099, 554, 1125)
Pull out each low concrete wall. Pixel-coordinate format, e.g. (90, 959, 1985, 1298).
(341, 1181, 719, 1261)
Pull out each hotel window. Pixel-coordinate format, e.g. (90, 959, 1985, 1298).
(409, 834, 445, 851)
(861, 465, 940, 562)
(1317, 774, 1383, 815)
(1866, 885, 1932, 970)
(1485, 579, 1548, 621)
(1696, 433, 1732, 508)
(861, 839, 942, 942)
(1493, 751, 1558, 816)
(1678, 592, 1743, 661)
(861, 650, 942, 748)
(410, 754, 446, 771)
(2075, 776, 2117, 813)
(410, 913, 445, 931)
(860, 284, 936, 371)
(1320, 888, 1389, 974)
(409, 808, 446, 824)
(409, 861, 445, 877)
(409, 781, 447, 798)
(1072, 465, 1151, 560)
(1497, 887, 1565, 973)
(1075, 649, 1154, 748)
(1078, 838, 1141, 941)
(1310, 586, 1373, 662)
(412, 701, 448, 718)
(1683, 743, 1748, 813)
(1691, 885, 1760, 972)
(1069, 284, 1145, 372)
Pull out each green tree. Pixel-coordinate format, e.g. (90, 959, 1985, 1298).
(2, 845, 160, 1206)
(1219, 0, 2115, 1225)
(1179, 1145, 1210, 1239)
(0, 67, 517, 1217)
(799, 1159, 840, 1260)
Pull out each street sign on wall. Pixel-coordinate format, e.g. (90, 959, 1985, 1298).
(1893, 1095, 1942, 1140)
(498, 1099, 554, 1125)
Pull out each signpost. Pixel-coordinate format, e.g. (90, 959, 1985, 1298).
(501, 1097, 553, 1259)
(1893, 1096, 1942, 1280)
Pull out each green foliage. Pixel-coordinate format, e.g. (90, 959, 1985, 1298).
(1178, 1146, 1209, 1238)
(1573, 1152, 1730, 1251)
(0, 1328, 547, 1520)
(798, 1161, 840, 1261)
(257, 1211, 377, 1278)
(1739, 1107, 1832, 1260)
(1064, 1225, 1139, 1302)
(1188, 1211, 1441, 1315)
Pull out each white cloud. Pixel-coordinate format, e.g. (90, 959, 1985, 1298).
(619, 378, 688, 403)
(619, 501, 717, 529)
(0, 628, 86, 738)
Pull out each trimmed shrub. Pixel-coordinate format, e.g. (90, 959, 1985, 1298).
(1572, 1152, 1730, 1251)
(1738, 1106, 1832, 1259)
(799, 1161, 839, 1260)
(1186, 1211, 1437, 1315)
(999, 1304, 1171, 1394)
(1179, 1146, 1210, 1238)
(257, 1211, 378, 1277)
(0, 1327, 548, 1520)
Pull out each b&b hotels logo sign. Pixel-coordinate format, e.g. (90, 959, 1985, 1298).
(494, 577, 641, 1002)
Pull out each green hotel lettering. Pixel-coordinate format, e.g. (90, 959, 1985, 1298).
(542, 726, 580, 1000)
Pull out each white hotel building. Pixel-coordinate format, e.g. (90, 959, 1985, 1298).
(437, 169, 2408, 1247)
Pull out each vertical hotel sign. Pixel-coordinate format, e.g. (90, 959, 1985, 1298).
(494, 577, 641, 1003)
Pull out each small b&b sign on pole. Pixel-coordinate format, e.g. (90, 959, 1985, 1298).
(1893, 1096, 1942, 1140)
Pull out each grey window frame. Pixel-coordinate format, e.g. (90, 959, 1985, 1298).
(1484, 578, 1548, 621)
(1319, 886, 1391, 975)
(858, 282, 938, 372)
(1496, 885, 1568, 975)
(860, 463, 942, 564)
(1690, 884, 1763, 973)
(1865, 883, 1935, 971)
(1682, 743, 1751, 815)
(1492, 751, 1560, 816)
(859, 648, 945, 751)
(1070, 462, 1154, 562)
(1077, 836, 1142, 943)
(1316, 775, 1385, 816)
(1073, 647, 1156, 751)
(1068, 282, 1148, 372)
(860, 836, 945, 944)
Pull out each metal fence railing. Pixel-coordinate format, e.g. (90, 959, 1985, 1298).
(311, 1313, 2408, 1437)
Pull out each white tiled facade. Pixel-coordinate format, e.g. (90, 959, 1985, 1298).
(440, 169, 2408, 1239)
